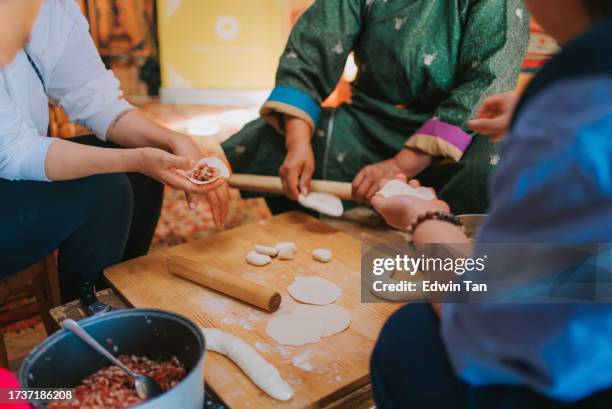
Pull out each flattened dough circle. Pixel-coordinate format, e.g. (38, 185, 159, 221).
(376, 179, 436, 201)
(287, 276, 342, 305)
(293, 305, 351, 337)
(266, 313, 323, 346)
(187, 157, 230, 185)
(298, 192, 343, 218)
(266, 305, 351, 346)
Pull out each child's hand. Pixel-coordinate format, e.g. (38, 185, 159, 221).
(467, 91, 519, 141)
(370, 178, 449, 231)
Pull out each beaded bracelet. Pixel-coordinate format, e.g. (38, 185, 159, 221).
(408, 211, 463, 234)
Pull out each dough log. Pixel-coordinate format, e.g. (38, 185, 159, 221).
(202, 328, 294, 401)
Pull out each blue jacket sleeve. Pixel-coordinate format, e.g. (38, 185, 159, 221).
(442, 76, 612, 402)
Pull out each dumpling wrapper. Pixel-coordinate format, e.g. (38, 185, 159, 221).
(266, 313, 324, 346)
(298, 192, 343, 218)
(376, 179, 436, 201)
(266, 305, 351, 346)
(287, 276, 342, 305)
(188, 157, 230, 185)
(293, 305, 351, 337)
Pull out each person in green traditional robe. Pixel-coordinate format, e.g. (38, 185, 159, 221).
(222, 0, 530, 215)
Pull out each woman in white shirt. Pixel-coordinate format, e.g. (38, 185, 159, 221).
(0, 0, 229, 307)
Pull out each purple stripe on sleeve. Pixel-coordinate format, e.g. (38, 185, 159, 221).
(416, 119, 472, 152)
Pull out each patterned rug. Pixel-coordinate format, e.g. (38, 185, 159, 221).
(152, 188, 271, 250)
(0, 295, 42, 335)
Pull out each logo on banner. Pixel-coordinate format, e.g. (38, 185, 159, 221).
(216, 16, 240, 40)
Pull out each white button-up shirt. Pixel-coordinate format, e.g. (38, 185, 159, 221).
(0, 0, 133, 181)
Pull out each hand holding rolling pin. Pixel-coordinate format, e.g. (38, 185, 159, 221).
(279, 115, 315, 201)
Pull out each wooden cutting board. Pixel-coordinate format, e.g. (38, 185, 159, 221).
(105, 212, 400, 408)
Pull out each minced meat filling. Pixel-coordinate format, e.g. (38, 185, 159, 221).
(189, 163, 220, 183)
(48, 355, 186, 409)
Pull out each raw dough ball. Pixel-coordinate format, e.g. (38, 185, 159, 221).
(293, 305, 351, 337)
(255, 245, 279, 257)
(276, 242, 297, 260)
(298, 192, 343, 218)
(276, 242, 296, 252)
(266, 305, 351, 346)
(376, 179, 436, 201)
(266, 313, 323, 346)
(312, 248, 333, 263)
(246, 250, 272, 267)
(288, 276, 342, 305)
(278, 249, 295, 260)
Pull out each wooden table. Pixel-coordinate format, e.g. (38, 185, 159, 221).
(104, 211, 403, 409)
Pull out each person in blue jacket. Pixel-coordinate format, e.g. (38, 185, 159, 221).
(369, 0, 612, 407)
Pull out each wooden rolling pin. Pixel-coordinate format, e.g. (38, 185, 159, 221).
(168, 255, 281, 312)
(228, 174, 353, 201)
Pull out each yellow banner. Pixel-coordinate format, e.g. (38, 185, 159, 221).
(158, 0, 290, 90)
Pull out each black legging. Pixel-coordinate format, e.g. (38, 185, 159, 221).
(0, 135, 163, 302)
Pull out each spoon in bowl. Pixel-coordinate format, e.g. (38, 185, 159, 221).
(63, 319, 164, 400)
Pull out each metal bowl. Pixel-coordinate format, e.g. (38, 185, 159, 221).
(20, 309, 206, 409)
(458, 214, 489, 240)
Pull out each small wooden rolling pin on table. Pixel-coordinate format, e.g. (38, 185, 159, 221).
(168, 255, 282, 312)
(228, 174, 354, 201)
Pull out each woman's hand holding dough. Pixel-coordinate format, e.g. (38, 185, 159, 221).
(134, 147, 229, 226)
(467, 91, 519, 141)
(106, 109, 229, 226)
(279, 116, 315, 201)
(170, 133, 208, 207)
(352, 148, 431, 204)
(171, 134, 229, 225)
(133, 147, 192, 187)
(370, 176, 449, 231)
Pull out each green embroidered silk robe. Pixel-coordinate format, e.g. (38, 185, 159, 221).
(223, 0, 530, 214)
